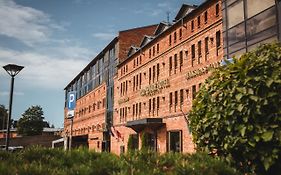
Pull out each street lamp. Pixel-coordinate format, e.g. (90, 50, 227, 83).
(3, 64, 24, 151)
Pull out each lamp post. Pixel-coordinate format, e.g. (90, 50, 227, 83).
(3, 64, 24, 151)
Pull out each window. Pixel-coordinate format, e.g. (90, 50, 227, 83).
(169, 56, 172, 75)
(174, 54, 177, 74)
(216, 31, 221, 56)
(153, 46, 155, 56)
(180, 89, 184, 107)
(204, 11, 208, 23)
(246, 6, 276, 38)
(149, 99, 151, 115)
(179, 51, 183, 72)
(133, 104, 135, 118)
(175, 91, 178, 112)
(156, 63, 160, 81)
(126, 80, 128, 95)
(216, 3, 220, 17)
(129, 134, 139, 150)
(149, 49, 151, 58)
(136, 103, 138, 117)
(156, 44, 159, 53)
(152, 65, 156, 83)
(247, 0, 275, 18)
(198, 41, 202, 63)
(192, 85, 196, 99)
(149, 68, 152, 84)
(227, 1, 244, 28)
(139, 56, 142, 64)
(205, 37, 209, 55)
(169, 92, 173, 112)
(133, 59, 136, 68)
(197, 16, 201, 28)
(157, 97, 160, 115)
(136, 74, 138, 90)
(179, 28, 182, 39)
(174, 32, 177, 43)
(191, 20, 194, 31)
(133, 76, 135, 91)
(167, 131, 182, 152)
(139, 102, 142, 117)
(191, 44, 195, 66)
(152, 98, 155, 116)
(169, 35, 172, 45)
(139, 73, 142, 89)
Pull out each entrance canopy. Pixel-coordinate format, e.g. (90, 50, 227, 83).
(126, 118, 165, 132)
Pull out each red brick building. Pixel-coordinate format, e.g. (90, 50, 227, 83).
(111, 0, 223, 155)
(64, 25, 157, 151)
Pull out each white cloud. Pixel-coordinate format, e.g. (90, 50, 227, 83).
(0, 0, 63, 46)
(157, 2, 169, 8)
(92, 32, 115, 41)
(0, 47, 90, 90)
(0, 91, 24, 96)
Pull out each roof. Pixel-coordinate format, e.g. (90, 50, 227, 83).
(174, 4, 197, 21)
(118, 0, 215, 67)
(139, 35, 155, 48)
(127, 46, 140, 57)
(154, 21, 171, 36)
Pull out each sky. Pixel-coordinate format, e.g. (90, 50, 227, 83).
(0, 0, 203, 128)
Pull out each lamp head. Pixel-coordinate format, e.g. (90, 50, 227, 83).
(3, 64, 24, 77)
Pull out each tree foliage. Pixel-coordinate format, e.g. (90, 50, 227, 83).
(0, 105, 8, 130)
(189, 43, 281, 174)
(17, 105, 45, 136)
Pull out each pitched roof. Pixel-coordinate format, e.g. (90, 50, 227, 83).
(174, 4, 197, 21)
(139, 35, 155, 48)
(154, 21, 171, 36)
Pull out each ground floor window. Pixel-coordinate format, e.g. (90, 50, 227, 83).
(167, 130, 182, 152)
(128, 134, 139, 150)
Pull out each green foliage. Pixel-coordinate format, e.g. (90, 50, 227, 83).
(17, 105, 45, 136)
(0, 147, 238, 175)
(141, 132, 149, 150)
(127, 134, 134, 151)
(0, 105, 8, 130)
(189, 43, 281, 174)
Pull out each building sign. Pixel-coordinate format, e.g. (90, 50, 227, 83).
(67, 91, 76, 118)
(118, 97, 129, 104)
(140, 79, 170, 97)
(185, 61, 220, 80)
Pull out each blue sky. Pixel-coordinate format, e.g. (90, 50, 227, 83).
(0, 0, 203, 128)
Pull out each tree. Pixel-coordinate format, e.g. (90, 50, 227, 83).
(17, 105, 45, 136)
(0, 105, 8, 130)
(189, 43, 281, 175)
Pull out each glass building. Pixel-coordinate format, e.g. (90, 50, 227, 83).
(222, 0, 281, 59)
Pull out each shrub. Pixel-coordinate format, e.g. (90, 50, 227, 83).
(189, 43, 281, 174)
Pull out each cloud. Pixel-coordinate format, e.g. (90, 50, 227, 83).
(157, 2, 169, 8)
(92, 32, 116, 41)
(0, 0, 63, 46)
(0, 47, 91, 90)
(0, 91, 24, 96)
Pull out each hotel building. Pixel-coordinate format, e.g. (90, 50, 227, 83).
(64, 0, 280, 154)
(64, 25, 157, 151)
(111, 0, 223, 154)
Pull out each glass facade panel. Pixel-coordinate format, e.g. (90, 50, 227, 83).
(227, 0, 244, 28)
(247, 0, 275, 18)
(247, 26, 277, 46)
(246, 6, 276, 38)
(228, 22, 245, 45)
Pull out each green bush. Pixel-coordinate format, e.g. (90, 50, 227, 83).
(189, 43, 281, 174)
(0, 147, 238, 175)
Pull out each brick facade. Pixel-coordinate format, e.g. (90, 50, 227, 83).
(111, 0, 223, 155)
(64, 25, 157, 151)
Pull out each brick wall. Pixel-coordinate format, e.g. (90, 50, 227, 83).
(112, 0, 223, 155)
(118, 25, 158, 62)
